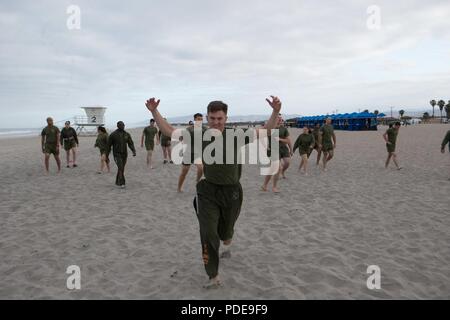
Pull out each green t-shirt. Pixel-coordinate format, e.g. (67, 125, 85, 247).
(312, 127, 321, 144)
(320, 124, 334, 146)
(41, 126, 60, 145)
(107, 129, 136, 155)
(293, 133, 315, 154)
(158, 130, 171, 144)
(201, 127, 254, 185)
(95, 132, 109, 152)
(386, 128, 398, 145)
(143, 126, 158, 145)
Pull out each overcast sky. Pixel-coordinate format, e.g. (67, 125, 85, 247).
(1, 0, 450, 128)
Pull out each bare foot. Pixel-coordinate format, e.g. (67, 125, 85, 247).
(203, 276, 222, 289)
(177, 189, 183, 193)
(272, 187, 280, 193)
(220, 242, 231, 259)
(260, 186, 268, 192)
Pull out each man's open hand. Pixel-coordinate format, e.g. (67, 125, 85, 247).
(266, 96, 282, 113)
(145, 98, 160, 112)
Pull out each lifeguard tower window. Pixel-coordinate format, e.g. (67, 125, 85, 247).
(74, 106, 107, 136)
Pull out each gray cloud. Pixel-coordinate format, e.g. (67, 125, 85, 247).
(1, 0, 450, 127)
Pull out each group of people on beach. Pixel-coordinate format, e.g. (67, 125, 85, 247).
(40, 97, 450, 289)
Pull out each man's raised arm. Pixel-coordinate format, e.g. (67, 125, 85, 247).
(265, 96, 282, 130)
(145, 98, 175, 137)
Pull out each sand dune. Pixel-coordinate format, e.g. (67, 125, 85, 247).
(0, 124, 449, 299)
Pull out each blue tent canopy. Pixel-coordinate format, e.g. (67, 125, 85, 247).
(297, 112, 379, 121)
(296, 112, 380, 131)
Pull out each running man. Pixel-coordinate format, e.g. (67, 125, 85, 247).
(158, 119, 173, 164)
(293, 126, 315, 175)
(383, 121, 401, 170)
(440, 129, 450, 180)
(107, 121, 136, 188)
(141, 119, 159, 169)
(145, 95, 281, 289)
(60, 121, 79, 168)
(177, 113, 204, 193)
(320, 118, 336, 171)
(310, 123, 323, 165)
(41, 117, 61, 174)
(94, 126, 110, 174)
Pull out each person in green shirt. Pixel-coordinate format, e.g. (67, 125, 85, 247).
(94, 126, 110, 174)
(60, 121, 79, 168)
(310, 123, 323, 165)
(145, 95, 281, 289)
(178, 113, 204, 193)
(260, 115, 293, 193)
(107, 121, 136, 188)
(158, 118, 173, 164)
(41, 117, 61, 174)
(383, 122, 401, 170)
(440, 129, 450, 180)
(141, 119, 159, 169)
(278, 117, 293, 178)
(293, 126, 315, 175)
(320, 118, 336, 171)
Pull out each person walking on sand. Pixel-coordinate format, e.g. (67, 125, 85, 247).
(60, 121, 79, 168)
(293, 126, 315, 175)
(311, 123, 322, 165)
(177, 113, 204, 193)
(320, 117, 336, 171)
(94, 126, 110, 174)
(41, 117, 61, 174)
(158, 118, 173, 164)
(260, 114, 292, 192)
(278, 116, 293, 178)
(383, 121, 402, 170)
(441, 129, 450, 180)
(141, 119, 159, 169)
(145, 95, 281, 289)
(107, 121, 136, 188)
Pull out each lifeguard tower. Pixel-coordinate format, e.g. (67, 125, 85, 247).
(74, 106, 107, 136)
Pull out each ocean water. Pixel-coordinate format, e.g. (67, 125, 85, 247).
(0, 128, 41, 138)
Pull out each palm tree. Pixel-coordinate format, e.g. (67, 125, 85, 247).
(430, 99, 437, 118)
(422, 112, 430, 123)
(399, 110, 405, 119)
(445, 101, 450, 120)
(438, 100, 445, 121)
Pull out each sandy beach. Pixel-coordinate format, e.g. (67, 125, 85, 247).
(0, 124, 449, 299)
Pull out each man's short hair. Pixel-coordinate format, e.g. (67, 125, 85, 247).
(65, 121, 70, 125)
(193, 113, 203, 119)
(395, 121, 401, 126)
(150, 119, 155, 123)
(207, 101, 228, 114)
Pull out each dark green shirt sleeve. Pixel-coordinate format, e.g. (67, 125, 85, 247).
(442, 130, 450, 151)
(293, 135, 301, 154)
(72, 128, 79, 145)
(127, 133, 136, 154)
